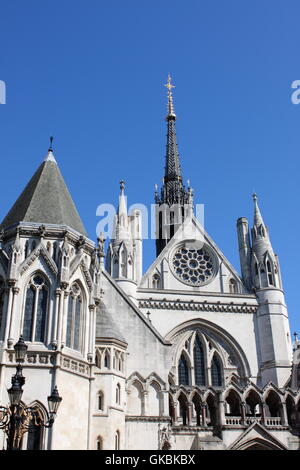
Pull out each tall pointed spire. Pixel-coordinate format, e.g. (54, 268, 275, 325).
(253, 193, 265, 229)
(112, 180, 130, 246)
(155, 75, 192, 256)
(156, 75, 189, 207)
(251, 193, 281, 290)
(251, 193, 273, 257)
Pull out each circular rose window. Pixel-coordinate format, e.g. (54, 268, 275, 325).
(171, 244, 217, 286)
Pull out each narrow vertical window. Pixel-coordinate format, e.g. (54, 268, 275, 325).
(98, 391, 104, 411)
(170, 211, 174, 239)
(23, 275, 48, 343)
(96, 436, 102, 450)
(267, 260, 274, 286)
(104, 350, 110, 368)
(178, 354, 189, 385)
(116, 384, 121, 405)
(66, 283, 83, 351)
(194, 336, 206, 386)
(159, 211, 163, 240)
(211, 355, 222, 387)
(35, 285, 47, 342)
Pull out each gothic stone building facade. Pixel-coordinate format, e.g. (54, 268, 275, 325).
(0, 82, 300, 450)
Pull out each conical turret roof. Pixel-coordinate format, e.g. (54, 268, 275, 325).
(96, 301, 127, 344)
(0, 148, 87, 236)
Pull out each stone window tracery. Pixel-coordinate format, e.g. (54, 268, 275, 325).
(211, 355, 222, 387)
(172, 245, 217, 286)
(176, 331, 227, 389)
(23, 274, 48, 343)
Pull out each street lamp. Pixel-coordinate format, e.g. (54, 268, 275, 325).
(0, 336, 62, 450)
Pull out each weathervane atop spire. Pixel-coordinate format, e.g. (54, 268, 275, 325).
(164, 74, 176, 119)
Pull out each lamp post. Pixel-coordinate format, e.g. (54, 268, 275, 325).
(0, 336, 62, 450)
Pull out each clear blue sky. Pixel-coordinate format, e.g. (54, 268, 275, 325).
(0, 1, 299, 335)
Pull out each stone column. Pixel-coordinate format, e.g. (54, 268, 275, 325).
(52, 288, 61, 349)
(240, 401, 246, 425)
(261, 401, 267, 425)
(142, 390, 148, 416)
(60, 287, 69, 348)
(173, 400, 178, 424)
(7, 284, 19, 348)
(4, 283, 13, 347)
(201, 403, 207, 426)
(218, 398, 226, 426)
(56, 288, 63, 349)
(187, 402, 193, 425)
(87, 304, 95, 362)
(281, 401, 289, 426)
(161, 390, 170, 417)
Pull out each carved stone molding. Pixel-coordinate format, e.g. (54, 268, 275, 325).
(60, 354, 90, 377)
(138, 299, 257, 314)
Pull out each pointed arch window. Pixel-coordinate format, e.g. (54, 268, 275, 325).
(178, 354, 189, 385)
(152, 273, 161, 289)
(104, 350, 110, 368)
(23, 274, 48, 343)
(98, 391, 104, 411)
(211, 355, 222, 387)
(116, 383, 121, 405)
(96, 436, 103, 450)
(194, 336, 206, 386)
(66, 283, 83, 351)
(266, 260, 274, 286)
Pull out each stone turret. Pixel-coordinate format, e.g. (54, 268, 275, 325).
(106, 182, 142, 298)
(250, 195, 292, 387)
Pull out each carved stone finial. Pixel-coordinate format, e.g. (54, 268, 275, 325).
(97, 233, 106, 256)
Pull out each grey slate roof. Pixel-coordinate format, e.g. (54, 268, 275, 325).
(96, 301, 127, 344)
(0, 152, 88, 236)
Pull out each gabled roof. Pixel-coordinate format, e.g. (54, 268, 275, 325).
(0, 150, 87, 236)
(140, 213, 246, 290)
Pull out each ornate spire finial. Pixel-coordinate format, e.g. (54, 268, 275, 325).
(120, 180, 125, 193)
(45, 136, 57, 163)
(49, 136, 54, 152)
(252, 193, 257, 202)
(294, 331, 298, 342)
(164, 74, 176, 119)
